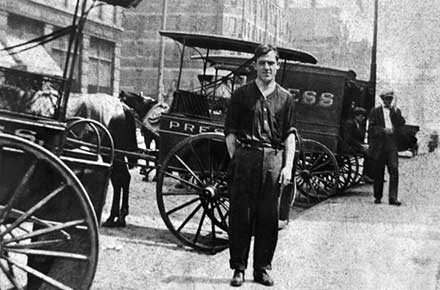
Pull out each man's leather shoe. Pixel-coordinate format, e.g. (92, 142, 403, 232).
(253, 270, 274, 286)
(389, 200, 402, 206)
(362, 176, 374, 184)
(374, 199, 381, 204)
(230, 270, 244, 287)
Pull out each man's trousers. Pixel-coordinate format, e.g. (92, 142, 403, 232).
(229, 146, 283, 271)
(373, 150, 399, 202)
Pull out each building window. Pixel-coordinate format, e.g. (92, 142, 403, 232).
(88, 37, 114, 95)
(7, 14, 44, 41)
(51, 26, 81, 92)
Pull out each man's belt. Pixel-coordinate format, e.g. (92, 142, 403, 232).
(238, 140, 283, 150)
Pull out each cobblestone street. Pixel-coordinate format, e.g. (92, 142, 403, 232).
(92, 152, 440, 290)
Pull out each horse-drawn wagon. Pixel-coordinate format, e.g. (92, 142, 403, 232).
(0, 0, 141, 288)
(122, 30, 420, 254)
(122, 30, 368, 253)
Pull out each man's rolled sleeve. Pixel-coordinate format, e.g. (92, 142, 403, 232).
(224, 90, 241, 136)
(284, 93, 297, 140)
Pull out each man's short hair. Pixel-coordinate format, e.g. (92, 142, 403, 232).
(353, 106, 367, 116)
(254, 44, 279, 60)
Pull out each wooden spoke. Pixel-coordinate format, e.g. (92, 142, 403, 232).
(165, 197, 200, 216)
(311, 170, 337, 176)
(211, 205, 216, 248)
(208, 139, 214, 180)
(0, 183, 67, 238)
(0, 207, 71, 240)
(213, 201, 227, 225)
(0, 259, 24, 290)
(163, 171, 203, 191)
(5, 238, 66, 249)
(161, 190, 198, 196)
(176, 203, 203, 233)
(0, 159, 38, 224)
(310, 151, 324, 168)
(313, 175, 334, 186)
(3, 219, 85, 244)
(307, 181, 326, 199)
(174, 154, 203, 185)
(5, 248, 89, 261)
(2, 256, 73, 290)
(193, 209, 207, 244)
(310, 158, 332, 172)
(188, 142, 207, 177)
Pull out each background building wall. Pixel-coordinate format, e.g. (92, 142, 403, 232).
(120, 0, 292, 98)
(0, 0, 123, 96)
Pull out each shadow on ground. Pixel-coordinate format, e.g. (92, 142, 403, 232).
(100, 223, 229, 254)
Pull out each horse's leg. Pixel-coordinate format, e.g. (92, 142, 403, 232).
(151, 134, 160, 182)
(141, 128, 154, 181)
(102, 176, 121, 227)
(116, 162, 131, 227)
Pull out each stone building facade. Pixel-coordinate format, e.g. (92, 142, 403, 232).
(288, 6, 371, 81)
(120, 0, 293, 97)
(0, 0, 124, 96)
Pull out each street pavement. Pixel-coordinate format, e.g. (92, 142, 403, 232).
(92, 152, 440, 290)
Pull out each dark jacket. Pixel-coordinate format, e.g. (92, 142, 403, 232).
(367, 106, 405, 159)
(341, 118, 366, 153)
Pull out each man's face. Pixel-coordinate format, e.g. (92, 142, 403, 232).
(255, 50, 279, 84)
(382, 97, 393, 108)
(355, 114, 365, 123)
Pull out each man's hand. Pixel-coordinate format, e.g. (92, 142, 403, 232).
(279, 167, 292, 186)
(384, 128, 393, 135)
(360, 144, 369, 153)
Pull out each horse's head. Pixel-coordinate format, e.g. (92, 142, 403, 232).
(119, 90, 157, 120)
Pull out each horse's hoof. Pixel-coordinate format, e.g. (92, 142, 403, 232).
(115, 218, 126, 227)
(102, 217, 117, 228)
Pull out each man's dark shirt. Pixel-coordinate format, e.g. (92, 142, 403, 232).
(224, 81, 296, 147)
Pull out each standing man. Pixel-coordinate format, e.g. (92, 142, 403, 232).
(224, 44, 296, 287)
(368, 90, 405, 205)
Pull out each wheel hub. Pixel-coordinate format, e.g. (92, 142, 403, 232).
(299, 169, 311, 180)
(202, 185, 217, 199)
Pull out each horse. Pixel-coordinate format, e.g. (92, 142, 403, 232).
(119, 90, 162, 148)
(66, 93, 138, 227)
(119, 90, 169, 180)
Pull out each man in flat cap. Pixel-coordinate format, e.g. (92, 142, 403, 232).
(367, 90, 406, 206)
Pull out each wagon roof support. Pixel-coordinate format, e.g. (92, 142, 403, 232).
(176, 39, 186, 90)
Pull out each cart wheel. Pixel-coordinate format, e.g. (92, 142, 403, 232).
(295, 139, 339, 206)
(58, 118, 115, 166)
(337, 155, 354, 191)
(156, 133, 230, 253)
(349, 155, 364, 186)
(0, 133, 99, 290)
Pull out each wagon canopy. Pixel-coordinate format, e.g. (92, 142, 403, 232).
(159, 30, 318, 64)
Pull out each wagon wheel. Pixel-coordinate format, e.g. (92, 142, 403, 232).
(156, 133, 230, 253)
(58, 118, 115, 166)
(336, 154, 354, 191)
(295, 139, 339, 207)
(349, 155, 364, 187)
(0, 133, 98, 290)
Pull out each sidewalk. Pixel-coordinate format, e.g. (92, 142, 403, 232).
(94, 154, 440, 290)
